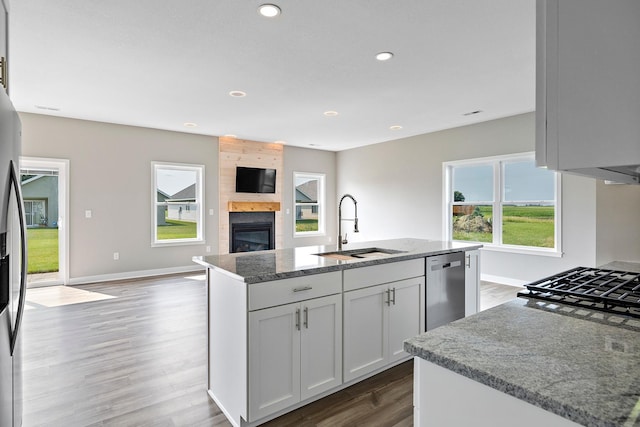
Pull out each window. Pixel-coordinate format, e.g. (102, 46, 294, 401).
(294, 172, 325, 236)
(152, 162, 204, 246)
(444, 153, 561, 254)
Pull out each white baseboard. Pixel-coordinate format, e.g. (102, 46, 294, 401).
(481, 273, 527, 288)
(68, 265, 205, 285)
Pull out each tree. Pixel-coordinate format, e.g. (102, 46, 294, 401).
(454, 191, 465, 202)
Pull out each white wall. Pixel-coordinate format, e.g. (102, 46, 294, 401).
(595, 180, 640, 265)
(20, 113, 218, 282)
(282, 145, 337, 249)
(336, 112, 639, 284)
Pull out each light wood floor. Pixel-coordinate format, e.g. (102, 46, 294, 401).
(22, 275, 520, 427)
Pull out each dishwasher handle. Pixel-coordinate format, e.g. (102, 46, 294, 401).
(430, 260, 462, 271)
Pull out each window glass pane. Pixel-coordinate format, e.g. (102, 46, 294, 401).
(502, 204, 555, 248)
(452, 205, 493, 243)
(504, 160, 555, 202)
(155, 167, 199, 241)
(295, 173, 323, 234)
(452, 165, 493, 202)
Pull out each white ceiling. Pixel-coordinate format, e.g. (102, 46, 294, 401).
(8, 0, 535, 152)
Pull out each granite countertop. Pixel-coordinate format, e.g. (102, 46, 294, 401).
(193, 238, 481, 284)
(405, 297, 640, 427)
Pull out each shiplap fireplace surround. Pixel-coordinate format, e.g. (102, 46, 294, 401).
(218, 137, 284, 254)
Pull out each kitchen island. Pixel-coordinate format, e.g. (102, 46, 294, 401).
(405, 265, 640, 427)
(194, 238, 481, 427)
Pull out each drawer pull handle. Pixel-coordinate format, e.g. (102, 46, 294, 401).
(293, 286, 313, 292)
(304, 307, 309, 328)
(391, 287, 396, 305)
(295, 308, 301, 331)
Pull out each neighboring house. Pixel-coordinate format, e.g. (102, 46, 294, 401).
(165, 184, 197, 222)
(157, 189, 170, 226)
(295, 181, 318, 220)
(21, 175, 58, 228)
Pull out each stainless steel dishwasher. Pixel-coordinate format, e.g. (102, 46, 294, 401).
(426, 252, 465, 331)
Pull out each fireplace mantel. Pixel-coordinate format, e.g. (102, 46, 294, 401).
(228, 201, 281, 213)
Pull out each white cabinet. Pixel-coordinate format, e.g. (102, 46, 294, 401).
(343, 277, 424, 382)
(536, 0, 640, 183)
(248, 294, 342, 421)
(464, 250, 480, 316)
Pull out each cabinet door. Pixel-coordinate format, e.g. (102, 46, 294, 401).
(465, 250, 480, 316)
(388, 278, 424, 363)
(343, 284, 388, 382)
(248, 303, 301, 421)
(300, 294, 342, 401)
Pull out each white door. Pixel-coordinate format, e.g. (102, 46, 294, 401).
(248, 303, 301, 421)
(388, 278, 424, 363)
(300, 294, 342, 400)
(343, 284, 388, 382)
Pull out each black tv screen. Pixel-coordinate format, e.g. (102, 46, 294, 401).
(236, 167, 276, 193)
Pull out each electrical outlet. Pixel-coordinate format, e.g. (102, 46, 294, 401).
(209, 209, 214, 216)
(113, 252, 119, 260)
(206, 246, 211, 253)
(85, 210, 92, 219)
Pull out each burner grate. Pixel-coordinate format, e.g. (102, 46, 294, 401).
(518, 267, 640, 318)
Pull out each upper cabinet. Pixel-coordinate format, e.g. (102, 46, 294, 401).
(1, 0, 9, 95)
(536, 0, 640, 184)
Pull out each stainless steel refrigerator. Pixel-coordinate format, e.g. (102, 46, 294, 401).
(0, 83, 26, 427)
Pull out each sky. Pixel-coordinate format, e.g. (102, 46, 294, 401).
(453, 160, 555, 202)
(156, 169, 196, 196)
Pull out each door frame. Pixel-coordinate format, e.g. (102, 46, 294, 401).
(20, 157, 69, 287)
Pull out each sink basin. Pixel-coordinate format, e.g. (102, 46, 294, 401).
(316, 247, 406, 261)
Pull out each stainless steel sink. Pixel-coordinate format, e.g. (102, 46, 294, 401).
(316, 247, 406, 260)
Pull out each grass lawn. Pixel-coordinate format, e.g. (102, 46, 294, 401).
(454, 205, 555, 248)
(296, 219, 319, 232)
(27, 228, 59, 274)
(157, 219, 197, 239)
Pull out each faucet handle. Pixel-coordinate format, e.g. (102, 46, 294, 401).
(342, 233, 348, 245)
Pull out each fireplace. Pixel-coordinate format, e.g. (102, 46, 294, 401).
(229, 211, 275, 253)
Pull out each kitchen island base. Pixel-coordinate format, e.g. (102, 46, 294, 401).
(413, 358, 581, 427)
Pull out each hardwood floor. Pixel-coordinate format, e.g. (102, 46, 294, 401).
(22, 274, 520, 427)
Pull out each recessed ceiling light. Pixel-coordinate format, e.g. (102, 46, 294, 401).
(323, 111, 339, 117)
(35, 105, 60, 111)
(229, 90, 247, 97)
(375, 52, 394, 61)
(183, 122, 197, 128)
(258, 4, 281, 18)
(389, 125, 402, 130)
(274, 140, 286, 145)
(224, 134, 237, 139)
(463, 110, 482, 116)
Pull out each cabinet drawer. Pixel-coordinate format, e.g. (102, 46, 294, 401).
(343, 259, 425, 292)
(249, 271, 342, 311)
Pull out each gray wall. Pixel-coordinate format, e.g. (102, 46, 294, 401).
(20, 113, 219, 281)
(336, 112, 640, 283)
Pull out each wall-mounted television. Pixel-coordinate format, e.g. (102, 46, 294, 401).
(235, 166, 276, 193)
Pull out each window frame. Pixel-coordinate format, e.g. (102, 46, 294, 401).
(293, 171, 326, 237)
(443, 152, 562, 257)
(151, 161, 205, 247)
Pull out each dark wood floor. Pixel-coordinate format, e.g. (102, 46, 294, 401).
(22, 275, 520, 427)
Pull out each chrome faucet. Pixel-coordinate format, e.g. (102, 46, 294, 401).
(338, 194, 359, 250)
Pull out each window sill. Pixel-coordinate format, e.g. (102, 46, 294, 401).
(151, 239, 204, 248)
(294, 232, 326, 238)
(476, 244, 563, 258)
(452, 240, 563, 257)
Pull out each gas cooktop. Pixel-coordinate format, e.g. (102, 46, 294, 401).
(517, 266, 640, 319)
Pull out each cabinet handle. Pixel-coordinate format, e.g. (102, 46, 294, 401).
(385, 289, 391, 306)
(0, 57, 6, 89)
(295, 308, 301, 331)
(391, 288, 396, 305)
(303, 307, 309, 329)
(293, 286, 313, 292)
(465, 254, 470, 268)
